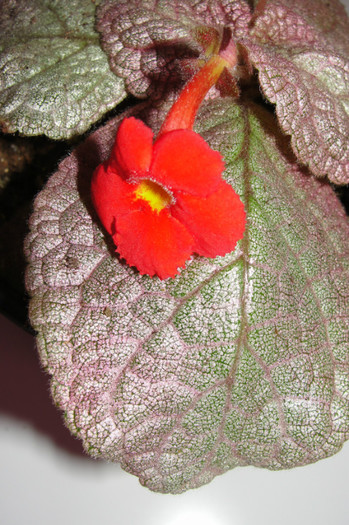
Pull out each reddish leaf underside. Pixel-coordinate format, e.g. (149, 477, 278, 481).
(25, 99, 349, 493)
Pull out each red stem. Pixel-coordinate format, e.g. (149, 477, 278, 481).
(159, 40, 237, 136)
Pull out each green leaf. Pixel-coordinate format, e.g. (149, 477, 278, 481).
(0, 0, 126, 139)
(25, 99, 349, 493)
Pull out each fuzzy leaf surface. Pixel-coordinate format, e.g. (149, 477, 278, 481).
(25, 99, 349, 493)
(246, 0, 349, 184)
(0, 0, 126, 139)
(96, 0, 251, 98)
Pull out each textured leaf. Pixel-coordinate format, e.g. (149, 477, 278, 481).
(0, 0, 126, 139)
(25, 99, 349, 493)
(251, 0, 349, 54)
(96, 0, 251, 98)
(246, 0, 349, 184)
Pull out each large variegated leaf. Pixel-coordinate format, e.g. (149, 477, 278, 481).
(25, 99, 349, 493)
(0, 0, 126, 139)
(246, 0, 349, 184)
(96, 0, 251, 97)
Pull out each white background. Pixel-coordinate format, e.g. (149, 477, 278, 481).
(1, 2, 349, 523)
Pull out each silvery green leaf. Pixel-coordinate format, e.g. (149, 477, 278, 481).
(25, 99, 349, 493)
(0, 0, 126, 139)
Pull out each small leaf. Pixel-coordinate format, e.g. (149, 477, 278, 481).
(25, 99, 349, 493)
(96, 0, 252, 98)
(246, 0, 349, 184)
(0, 0, 126, 139)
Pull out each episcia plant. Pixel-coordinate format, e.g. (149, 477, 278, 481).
(1, 0, 348, 493)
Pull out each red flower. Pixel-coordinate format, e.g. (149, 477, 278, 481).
(91, 117, 246, 279)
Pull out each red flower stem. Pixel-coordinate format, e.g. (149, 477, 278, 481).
(159, 40, 237, 136)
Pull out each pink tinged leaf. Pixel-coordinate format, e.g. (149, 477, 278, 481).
(96, 0, 252, 98)
(247, 0, 349, 184)
(25, 99, 349, 494)
(248, 45, 349, 184)
(250, 0, 349, 53)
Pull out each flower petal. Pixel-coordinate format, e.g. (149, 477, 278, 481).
(91, 162, 134, 235)
(172, 180, 246, 257)
(113, 208, 194, 279)
(150, 129, 224, 196)
(110, 117, 153, 177)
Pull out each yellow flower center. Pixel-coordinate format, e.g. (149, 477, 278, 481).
(134, 179, 172, 212)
